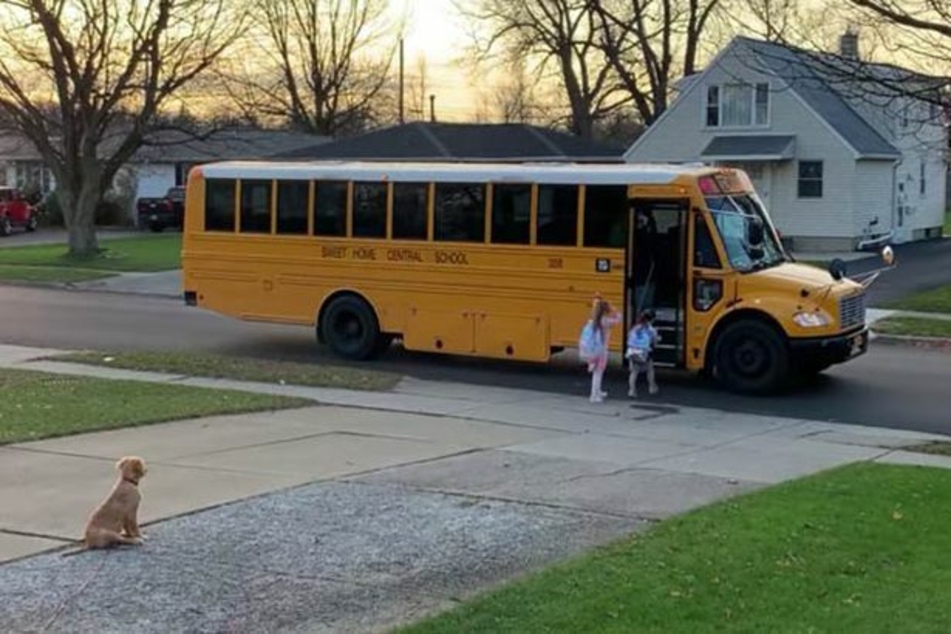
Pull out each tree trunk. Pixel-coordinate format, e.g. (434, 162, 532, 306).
(59, 185, 101, 257)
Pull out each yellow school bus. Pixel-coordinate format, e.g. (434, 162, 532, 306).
(181, 160, 872, 394)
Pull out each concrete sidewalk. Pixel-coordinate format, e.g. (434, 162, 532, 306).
(2, 343, 950, 632)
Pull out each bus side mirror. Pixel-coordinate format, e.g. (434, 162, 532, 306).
(881, 245, 895, 267)
(829, 258, 847, 281)
(747, 218, 765, 246)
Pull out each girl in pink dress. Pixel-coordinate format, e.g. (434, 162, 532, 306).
(583, 298, 622, 403)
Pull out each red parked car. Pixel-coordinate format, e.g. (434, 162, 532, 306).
(0, 187, 38, 236)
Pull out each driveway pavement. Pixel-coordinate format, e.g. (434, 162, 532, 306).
(1, 344, 950, 632)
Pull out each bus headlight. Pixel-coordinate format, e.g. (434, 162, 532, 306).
(793, 311, 831, 327)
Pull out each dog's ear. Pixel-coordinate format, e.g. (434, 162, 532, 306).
(133, 458, 147, 478)
(116, 457, 131, 472)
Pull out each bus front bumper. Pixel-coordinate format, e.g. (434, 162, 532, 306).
(789, 327, 869, 367)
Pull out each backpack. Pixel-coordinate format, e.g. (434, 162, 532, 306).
(578, 320, 603, 361)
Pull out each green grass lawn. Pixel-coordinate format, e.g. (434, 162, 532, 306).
(944, 211, 950, 236)
(404, 463, 951, 633)
(0, 367, 311, 445)
(49, 350, 403, 391)
(0, 264, 116, 283)
(0, 234, 181, 274)
(872, 316, 951, 338)
(885, 285, 951, 314)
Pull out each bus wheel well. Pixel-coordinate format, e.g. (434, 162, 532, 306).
(316, 291, 375, 345)
(704, 309, 787, 375)
(704, 309, 792, 395)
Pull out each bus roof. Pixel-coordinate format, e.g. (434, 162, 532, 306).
(195, 160, 715, 186)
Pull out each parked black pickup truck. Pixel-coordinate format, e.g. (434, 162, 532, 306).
(136, 186, 185, 232)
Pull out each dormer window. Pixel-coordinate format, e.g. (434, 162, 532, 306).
(706, 82, 770, 127)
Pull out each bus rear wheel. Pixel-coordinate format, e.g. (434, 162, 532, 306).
(320, 295, 383, 361)
(713, 320, 789, 395)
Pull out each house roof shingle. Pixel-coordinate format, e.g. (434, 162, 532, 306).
(701, 134, 796, 160)
(276, 122, 625, 162)
(735, 37, 909, 158)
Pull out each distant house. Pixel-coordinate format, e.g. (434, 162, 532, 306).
(277, 122, 625, 163)
(131, 128, 330, 199)
(625, 33, 948, 252)
(0, 127, 330, 202)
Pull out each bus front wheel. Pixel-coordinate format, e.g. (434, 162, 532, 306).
(713, 320, 789, 395)
(320, 295, 383, 361)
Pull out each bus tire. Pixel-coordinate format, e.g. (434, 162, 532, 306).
(712, 319, 789, 395)
(320, 295, 382, 361)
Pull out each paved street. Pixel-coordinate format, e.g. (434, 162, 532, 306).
(2, 345, 948, 632)
(0, 284, 950, 434)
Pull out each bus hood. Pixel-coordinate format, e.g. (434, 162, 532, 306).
(750, 262, 862, 294)
(741, 262, 862, 295)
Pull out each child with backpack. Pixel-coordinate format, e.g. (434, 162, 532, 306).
(626, 310, 660, 397)
(579, 297, 621, 403)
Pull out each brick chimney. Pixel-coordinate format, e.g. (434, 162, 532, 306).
(840, 28, 859, 59)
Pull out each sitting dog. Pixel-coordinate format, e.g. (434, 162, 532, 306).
(63, 456, 148, 556)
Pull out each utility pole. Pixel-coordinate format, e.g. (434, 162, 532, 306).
(398, 38, 404, 124)
(429, 94, 436, 122)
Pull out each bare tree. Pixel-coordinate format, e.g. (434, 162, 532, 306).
(590, 0, 727, 126)
(460, 0, 626, 139)
(0, 0, 241, 255)
(494, 59, 541, 123)
(227, 0, 399, 137)
(406, 53, 429, 121)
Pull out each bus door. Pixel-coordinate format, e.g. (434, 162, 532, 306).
(627, 199, 688, 368)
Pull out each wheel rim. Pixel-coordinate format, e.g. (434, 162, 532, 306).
(729, 335, 771, 378)
(331, 310, 364, 349)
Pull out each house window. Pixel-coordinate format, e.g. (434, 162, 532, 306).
(706, 82, 769, 127)
(797, 161, 823, 198)
(706, 86, 719, 126)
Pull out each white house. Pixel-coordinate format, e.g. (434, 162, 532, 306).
(625, 33, 948, 252)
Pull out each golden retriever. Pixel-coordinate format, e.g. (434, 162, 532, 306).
(63, 456, 147, 556)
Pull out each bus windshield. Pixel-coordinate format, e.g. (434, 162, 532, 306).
(705, 194, 788, 272)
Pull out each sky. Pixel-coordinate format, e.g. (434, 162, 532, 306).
(394, 0, 483, 122)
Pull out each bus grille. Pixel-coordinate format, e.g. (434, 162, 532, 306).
(839, 292, 866, 329)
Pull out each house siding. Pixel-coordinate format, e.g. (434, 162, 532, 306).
(852, 160, 898, 243)
(626, 43, 858, 246)
(135, 164, 177, 199)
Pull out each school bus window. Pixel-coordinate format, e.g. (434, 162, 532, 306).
(276, 180, 309, 235)
(491, 183, 531, 244)
(205, 178, 236, 231)
(435, 182, 485, 242)
(694, 213, 721, 268)
(353, 182, 387, 238)
(583, 185, 628, 248)
(240, 179, 272, 233)
(314, 180, 347, 236)
(392, 182, 428, 240)
(536, 184, 578, 246)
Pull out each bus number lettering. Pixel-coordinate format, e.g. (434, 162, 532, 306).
(352, 247, 376, 260)
(387, 248, 423, 262)
(435, 251, 468, 265)
(322, 246, 347, 259)
(548, 257, 563, 269)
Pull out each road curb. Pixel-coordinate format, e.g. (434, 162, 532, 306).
(871, 332, 951, 353)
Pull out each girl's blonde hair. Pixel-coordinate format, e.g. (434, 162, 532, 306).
(590, 298, 610, 335)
